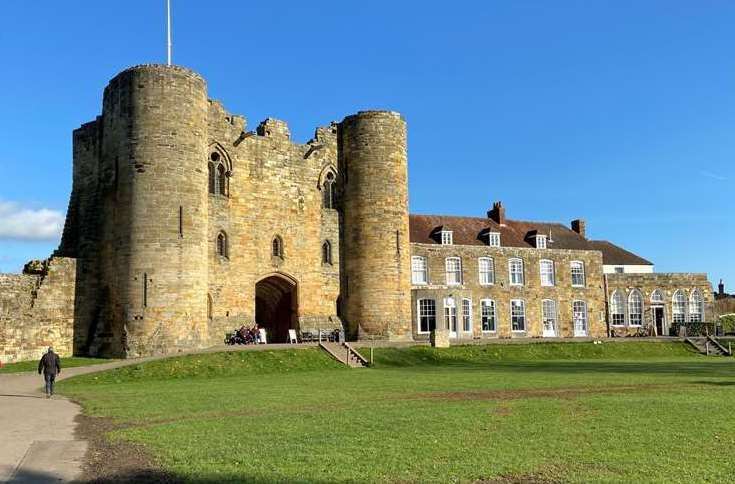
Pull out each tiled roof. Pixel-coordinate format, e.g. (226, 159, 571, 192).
(587, 240, 653, 266)
(408, 214, 653, 265)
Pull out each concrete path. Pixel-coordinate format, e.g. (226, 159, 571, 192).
(0, 343, 318, 483)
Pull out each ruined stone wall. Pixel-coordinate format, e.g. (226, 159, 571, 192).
(605, 273, 714, 336)
(410, 244, 607, 339)
(0, 258, 76, 363)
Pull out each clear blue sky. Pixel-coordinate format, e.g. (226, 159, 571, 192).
(0, 1, 732, 288)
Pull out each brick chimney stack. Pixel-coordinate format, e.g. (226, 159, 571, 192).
(571, 219, 586, 239)
(488, 201, 506, 226)
(719, 279, 725, 297)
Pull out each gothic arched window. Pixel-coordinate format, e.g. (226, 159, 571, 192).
(216, 231, 228, 258)
(217, 164, 227, 196)
(322, 172, 335, 209)
(208, 162, 215, 194)
(272, 236, 283, 258)
(322, 240, 332, 265)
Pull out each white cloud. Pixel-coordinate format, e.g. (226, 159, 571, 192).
(0, 201, 64, 241)
(700, 170, 727, 181)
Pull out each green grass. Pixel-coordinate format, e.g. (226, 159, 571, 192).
(59, 342, 735, 483)
(0, 356, 112, 374)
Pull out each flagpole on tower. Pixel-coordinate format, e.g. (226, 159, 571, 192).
(166, 0, 172, 65)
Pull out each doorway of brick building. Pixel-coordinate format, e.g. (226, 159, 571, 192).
(255, 273, 298, 344)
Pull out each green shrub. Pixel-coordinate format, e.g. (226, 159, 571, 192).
(720, 315, 735, 335)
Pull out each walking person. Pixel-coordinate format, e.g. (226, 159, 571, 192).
(37, 347, 61, 398)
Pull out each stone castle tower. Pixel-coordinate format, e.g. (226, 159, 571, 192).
(56, 64, 412, 357)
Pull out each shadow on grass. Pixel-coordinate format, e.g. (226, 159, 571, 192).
(13, 468, 335, 484)
(690, 380, 735, 386)
(378, 359, 735, 378)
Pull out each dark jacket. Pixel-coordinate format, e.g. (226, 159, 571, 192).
(38, 352, 61, 376)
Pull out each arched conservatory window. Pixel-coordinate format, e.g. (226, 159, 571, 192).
(628, 290, 643, 326)
(610, 291, 625, 326)
(689, 290, 704, 323)
(672, 290, 687, 324)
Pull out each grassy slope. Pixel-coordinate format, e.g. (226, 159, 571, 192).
(0, 356, 112, 374)
(59, 342, 735, 483)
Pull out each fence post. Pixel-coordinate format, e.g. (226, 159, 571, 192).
(705, 340, 709, 356)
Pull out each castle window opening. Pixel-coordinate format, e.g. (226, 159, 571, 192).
(272, 236, 283, 258)
(322, 172, 336, 209)
(143, 272, 148, 308)
(178, 206, 183, 238)
(322, 240, 332, 265)
(207, 294, 213, 320)
(208, 162, 215, 194)
(217, 231, 229, 258)
(217, 164, 227, 196)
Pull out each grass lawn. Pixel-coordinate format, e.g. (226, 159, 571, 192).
(0, 356, 112, 374)
(59, 342, 735, 483)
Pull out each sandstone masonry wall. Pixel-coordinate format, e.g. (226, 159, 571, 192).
(0, 258, 76, 363)
(410, 244, 607, 339)
(605, 273, 714, 336)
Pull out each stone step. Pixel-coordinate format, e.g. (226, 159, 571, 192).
(686, 337, 732, 357)
(319, 342, 368, 367)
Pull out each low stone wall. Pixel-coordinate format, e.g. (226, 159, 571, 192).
(0, 257, 77, 363)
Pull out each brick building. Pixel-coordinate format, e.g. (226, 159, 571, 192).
(0, 64, 715, 361)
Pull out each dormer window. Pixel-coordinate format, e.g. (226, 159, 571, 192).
(536, 235, 547, 249)
(441, 230, 453, 245)
(487, 232, 501, 247)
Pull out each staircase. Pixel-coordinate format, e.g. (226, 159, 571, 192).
(686, 336, 732, 356)
(319, 342, 369, 368)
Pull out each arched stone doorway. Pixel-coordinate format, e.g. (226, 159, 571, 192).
(255, 273, 298, 343)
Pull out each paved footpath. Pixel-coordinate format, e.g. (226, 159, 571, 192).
(0, 343, 316, 483)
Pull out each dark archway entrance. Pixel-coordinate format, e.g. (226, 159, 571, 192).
(255, 274, 298, 343)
